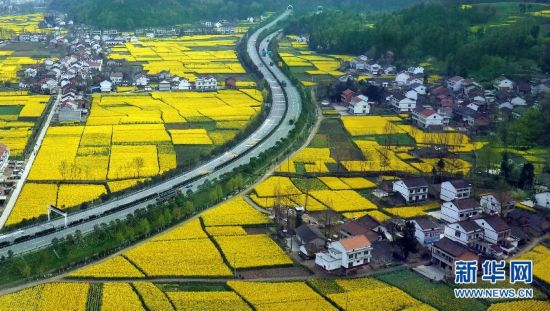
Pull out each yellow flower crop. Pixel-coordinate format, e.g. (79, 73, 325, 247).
(309, 190, 377, 212)
(69, 256, 145, 278)
(206, 226, 248, 236)
(341, 116, 404, 136)
(125, 239, 232, 277)
(254, 176, 302, 197)
(167, 291, 250, 311)
(514, 245, 550, 285)
(228, 281, 336, 310)
(318, 177, 351, 190)
(101, 283, 144, 311)
(328, 278, 435, 311)
(152, 219, 208, 241)
(201, 197, 270, 226)
(169, 129, 213, 145)
(57, 184, 107, 208)
(133, 282, 174, 311)
(343, 210, 391, 223)
(7, 183, 58, 225)
(215, 234, 293, 269)
(339, 177, 376, 189)
(488, 300, 550, 311)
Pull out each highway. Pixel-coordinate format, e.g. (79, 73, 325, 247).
(0, 10, 301, 257)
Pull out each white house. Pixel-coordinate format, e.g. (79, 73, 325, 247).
(412, 217, 442, 246)
(315, 235, 372, 271)
(444, 219, 484, 247)
(100, 80, 112, 93)
(411, 108, 444, 128)
(440, 180, 472, 202)
(495, 77, 514, 91)
(388, 94, 416, 112)
(110, 72, 123, 84)
(535, 192, 550, 209)
(195, 76, 218, 91)
(176, 79, 191, 91)
(405, 90, 418, 101)
(412, 84, 427, 95)
(510, 96, 527, 106)
(440, 198, 482, 223)
(447, 76, 464, 92)
(135, 75, 148, 87)
(480, 193, 514, 216)
(0, 144, 9, 172)
(474, 216, 512, 245)
(395, 72, 411, 86)
(349, 95, 371, 115)
(158, 80, 171, 92)
(393, 178, 429, 204)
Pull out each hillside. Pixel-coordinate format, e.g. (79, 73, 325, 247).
(48, 0, 422, 29)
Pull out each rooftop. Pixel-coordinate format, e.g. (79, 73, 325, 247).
(434, 237, 472, 258)
(339, 235, 371, 251)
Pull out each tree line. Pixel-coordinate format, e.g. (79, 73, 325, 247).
(48, 0, 421, 30)
(284, 3, 549, 80)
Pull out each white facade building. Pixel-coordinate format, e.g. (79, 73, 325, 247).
(412, 217, 442, 246)
(440, 198, 481, 223)
(315, 235, 372, 271)
(195, 76, 218, 91)
(348, 95, 371, 115)
(393, 178, 429, 204)
(100, 80, 112, 93)
(440, 180, 472, 202)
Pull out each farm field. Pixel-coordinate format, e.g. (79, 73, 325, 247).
(246, 113, 486, 224)
(278, 35, 351, 85)
(1, 274, 528, 311)
(6, 89, 263, 226)
(0, 92, 50, 156)
(0, 14, 52, 39)
(69, 198, 289, 279)
(109, 34, 256, 85)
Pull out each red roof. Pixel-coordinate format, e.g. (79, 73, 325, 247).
(339, 235, 371, 251)
(420, 109, 436, 117)
(342, 89, 355, 96)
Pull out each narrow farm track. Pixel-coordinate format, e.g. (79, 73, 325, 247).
(0, 10, 300, 257)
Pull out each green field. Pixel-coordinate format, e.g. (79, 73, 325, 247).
(0, 105, 22, 115)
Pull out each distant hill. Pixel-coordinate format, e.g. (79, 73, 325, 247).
(48, 0, 422, 29)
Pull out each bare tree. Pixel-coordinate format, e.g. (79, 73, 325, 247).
(133, 157, 145, 178)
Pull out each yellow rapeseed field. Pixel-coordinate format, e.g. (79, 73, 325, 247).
(167, 291, 251, 311)
(69, 256, 145, 278)
(201, 197, 270, 226)
(101, 283, 144, 311)
(514, 245, 550, 285)
(254, 176, 302, 197)
(309, 190, 377, 212)
(228, 281, 336, 310)
(214, 234, 293, 269)
(133, 282, 174, 311)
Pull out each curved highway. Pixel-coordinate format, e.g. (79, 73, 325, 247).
(0, 10, 301, 257)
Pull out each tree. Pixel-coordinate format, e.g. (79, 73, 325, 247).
(518, 163, 535, 190)
(500, 152, 511, 182)
(133, 157, 145, 178)
(394, 221, 417, 259)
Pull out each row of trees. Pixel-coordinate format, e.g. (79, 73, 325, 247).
(48, 0, 421, 30)
(285, 3, 548, 80)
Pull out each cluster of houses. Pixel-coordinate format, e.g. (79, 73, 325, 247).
(98, 74, 220, 93)
(295, 175, 550, 276)
(337, 61, 549, 135)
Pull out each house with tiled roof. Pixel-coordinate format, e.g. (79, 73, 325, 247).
(411, 106, 444, 128)
(431, 237, 479, 275)
(348, 95, 371, 115)
(441, 198, 482, 223)
(480, 193, 515, 216)
(412, 217, 442, 246)
(393, 177, 429, 204)
(315, 235, 372, 271)
(440, 180, 472, 202)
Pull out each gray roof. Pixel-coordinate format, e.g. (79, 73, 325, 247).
(414, 217, 440, 230)
(456, 219, 481, 232)
(450, 179, 471, 189)
(454, 198, 479, 210)
(402, 177, 428, 188)
(480, 216, 510, 232)
(295, 224, 326, 243)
